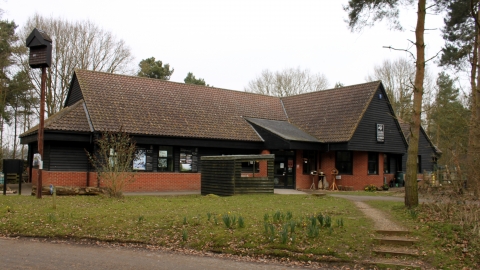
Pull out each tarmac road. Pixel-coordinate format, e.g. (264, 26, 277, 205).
(0, 237, 313, 270)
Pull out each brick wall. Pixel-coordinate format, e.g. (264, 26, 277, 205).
(317, 151, 385, 191)
(30, 168, 200, 192)
(295, 150, 315, 189)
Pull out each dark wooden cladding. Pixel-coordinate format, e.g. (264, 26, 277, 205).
(29, 47, 51, 68)
(348, 86, 407, 154)
(65, 75, 84, 107)
(402, 128, 437, 173)
(47, 142, 89, 171)
(201, 160, 235, 196)
(201, 155, 274, 196)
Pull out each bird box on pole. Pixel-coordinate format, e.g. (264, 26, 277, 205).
(26, 28, 52, 68)
(26, 28, 52, 199)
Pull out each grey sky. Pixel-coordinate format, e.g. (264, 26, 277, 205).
(3, 0, 445, 90)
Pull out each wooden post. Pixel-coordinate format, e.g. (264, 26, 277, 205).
(37, 67, 46, 199)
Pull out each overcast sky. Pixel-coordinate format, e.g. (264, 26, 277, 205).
(3, 0, 446, 91)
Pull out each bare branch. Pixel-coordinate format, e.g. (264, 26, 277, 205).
(16, 14, 134, 117)
(383, 45, 416, 59)
(425, 50, 441, 64)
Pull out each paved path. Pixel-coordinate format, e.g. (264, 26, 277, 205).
(0, 237, 312, 270)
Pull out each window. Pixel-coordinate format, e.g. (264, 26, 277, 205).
(303, 150, 316, 174)
(242, 161, 260, 173)
(109, 148, 117, 167)
(368, 152, 378, 174)
(383, 154, 389, 173)
(417, 155, 422, 173)
(335, 151, 352, 174)
(158, 146, 173, 172)
(179, 148, 198, 172)
(133, 148, 146, 170)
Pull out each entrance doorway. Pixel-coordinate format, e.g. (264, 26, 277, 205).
(273, 150, 295, 188)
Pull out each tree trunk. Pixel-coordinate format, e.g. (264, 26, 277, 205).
(473, 4, 480, 197)
(405, 0, 426, 208)
(467, 2, 480, 198)
(0, 116, 3, 161)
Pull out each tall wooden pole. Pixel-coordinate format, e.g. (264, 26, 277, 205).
(36, 67, 46, 199)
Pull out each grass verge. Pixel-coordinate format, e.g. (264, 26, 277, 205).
(1, 194, 374, 264)
(366, 200, 480, 269)
(322, 190, 400, 197)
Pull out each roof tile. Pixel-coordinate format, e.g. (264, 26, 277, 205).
(281, 81, 381, 142)
(20, 100, 90, 137)
(75, 70, 287, 141)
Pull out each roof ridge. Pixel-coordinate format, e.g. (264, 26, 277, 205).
(281, 80, 382, 100)
(74, 68, 282, 99)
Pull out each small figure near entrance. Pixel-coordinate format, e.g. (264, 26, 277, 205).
(330, 168, 339, 191)
(318, 171, 327, 190)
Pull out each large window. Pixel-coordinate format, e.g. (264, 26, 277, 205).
(383, 154, 389, 173)
(417, 155, 422, 173)
(368, 152, 378, 175)
(303, 150, 316, 174)
(158, 146, 173, 172)
(335, 151, 352, 174)
(384, 154, 400, 174)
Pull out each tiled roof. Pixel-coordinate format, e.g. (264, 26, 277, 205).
(20, 100, 91, 137)
(245, 117, 320, 142)
(75, 69, 287, 141)
(20, 70, 386, 144)
(281, 81, 381, 142)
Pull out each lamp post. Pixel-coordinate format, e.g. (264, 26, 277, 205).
(26, 28, 52, 199)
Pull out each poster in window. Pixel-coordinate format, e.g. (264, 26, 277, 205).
(180, 148, 198, 172)
(159, 150, 168, 157)
(181, 163, 192, 171)
(158, 158, 167, 168)
(376, 124, 385, 142)
(133, 149, 146, 170)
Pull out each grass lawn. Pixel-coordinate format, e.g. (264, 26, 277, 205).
(0, 194, 375, 264)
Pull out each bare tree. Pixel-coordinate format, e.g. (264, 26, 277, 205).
(244, 67, 329, 97)
(366, 57, 434, 122)
(86, 129, 139, 198)
(16, 14, 134, 116)
(345, 0, 432, 207)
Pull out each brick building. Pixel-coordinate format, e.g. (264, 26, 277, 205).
(20, 69, 439, 191)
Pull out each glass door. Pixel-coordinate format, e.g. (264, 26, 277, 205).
(273, 151, 295, 188)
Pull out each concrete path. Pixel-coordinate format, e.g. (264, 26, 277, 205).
(0, 237, 315, 270)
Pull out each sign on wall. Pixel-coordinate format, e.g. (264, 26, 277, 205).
(376, 123, 385, 142)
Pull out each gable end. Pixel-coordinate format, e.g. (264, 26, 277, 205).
(64, 72, 84, 107)
(348, 84, 407, 154)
